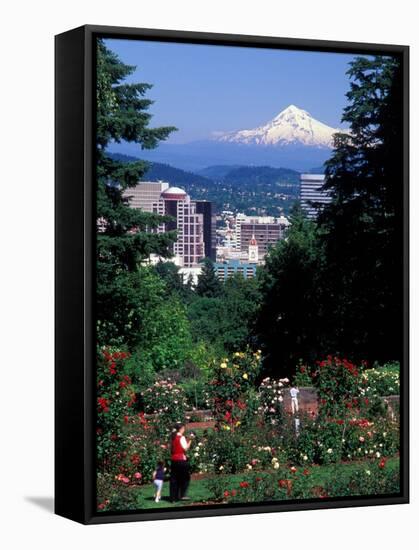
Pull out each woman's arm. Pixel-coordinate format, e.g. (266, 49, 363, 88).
(180, 436, 191, 451)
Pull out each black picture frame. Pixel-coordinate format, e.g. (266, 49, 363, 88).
(55, 24, 409, 525)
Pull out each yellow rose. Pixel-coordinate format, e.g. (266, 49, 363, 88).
(243, 373, 248, 380)
(220, 362, 227, 369)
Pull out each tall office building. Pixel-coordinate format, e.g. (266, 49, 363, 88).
(160, 187, 205, 267)
(123, 182, 208, 268)
(195, 200, 216, 261)
(122, 181, 169, 212)
(300, 174, 332, 219)
(236, 215, 290, 258)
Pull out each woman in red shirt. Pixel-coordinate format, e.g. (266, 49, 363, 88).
(170, 423, 192, 502)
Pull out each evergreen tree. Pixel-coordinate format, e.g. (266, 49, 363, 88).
(221, 274, 261, 351)
(195, 258, 222, 298)
(95, 39, 177, 345)
(318, 55, 403, 361)
(255, 204, 325, 373)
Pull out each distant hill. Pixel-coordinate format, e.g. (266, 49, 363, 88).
(142, 161, 214, 187)
(108, 153, 300, 216)
(196, 165, 243, 179)
(109, 153, 214, 186)
(221, 165, 299, 186)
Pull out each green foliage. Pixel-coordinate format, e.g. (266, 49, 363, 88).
(222, 459, 399, 503)
(293, 361, 314, 386)
(258, 377, 288, 426)
(207, 349, 262, 425)
(256, 204, 325, 373)
(359, 362, 400, 397)
(188, 274, 261, 353)
(221, 274, 262, 350)
(141, 379, 188, 434)
(113, 266, 193, 382)
(313, 356, 362, 418)
(180, 379, 210, 410)
(203, 430, 251, 475)
(97, 473, 142, 511)
(96, 348, 136, 473)
(96, 39, 177, 346)
(318, 56, 403, 362)
(323, 459, 400, 497)
(196, 258, 222, 298)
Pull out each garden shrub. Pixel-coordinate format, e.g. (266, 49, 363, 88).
(313, 356, 362, 418)
(293, 361, 313, 387)
(180, 379, 210, 410)
(97, 473, 143, 511)
(208, 348, 262, 426)
(141, 378, 188, 436)
(359, 361, 400, 398)
(258, 376, 288, 426)
(203, 429, 250, 474)
(96, 348, 137, 473)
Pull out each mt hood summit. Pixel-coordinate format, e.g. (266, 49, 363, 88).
(214, 105, 342, 148)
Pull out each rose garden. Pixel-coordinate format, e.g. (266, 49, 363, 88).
(96, 350, 400, 511)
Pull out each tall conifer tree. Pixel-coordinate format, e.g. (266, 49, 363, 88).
(95, 39, 177, 345)
(318, 55, 403, 361)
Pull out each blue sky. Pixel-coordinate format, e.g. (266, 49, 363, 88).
(104, 38, 358, 144)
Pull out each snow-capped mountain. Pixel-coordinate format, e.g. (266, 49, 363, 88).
(214, 105, 341, 148)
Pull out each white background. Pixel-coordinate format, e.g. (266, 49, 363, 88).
(0, 0, 417, 548)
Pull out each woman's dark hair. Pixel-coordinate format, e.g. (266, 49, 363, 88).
(171, 422, 184, 441)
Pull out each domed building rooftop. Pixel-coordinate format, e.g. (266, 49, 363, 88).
(249, 235, 258, 246)
(161, 186, 187, 200)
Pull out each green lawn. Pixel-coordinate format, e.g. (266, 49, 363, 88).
(133, 457, 399, 509)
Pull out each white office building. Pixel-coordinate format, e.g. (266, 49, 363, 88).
(300, 174, 332, 219)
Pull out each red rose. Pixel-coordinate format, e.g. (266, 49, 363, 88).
(378, 458, 387, 469)
(239, 481, 249, 488)
(224, 490, 230, 498)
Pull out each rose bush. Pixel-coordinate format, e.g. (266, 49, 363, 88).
(258, 376, 288, 426)
(313, 356, 362, 418)
(359, 362, 400, 398)
(141, 378, 188, 436)
(96, 347, 136, 473)
(208, 348, 262, 427)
